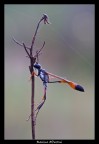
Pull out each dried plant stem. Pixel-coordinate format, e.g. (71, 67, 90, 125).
(30, 16, 44, 140)
(13, 14, 49, 139)
(31, 66, 35, 139)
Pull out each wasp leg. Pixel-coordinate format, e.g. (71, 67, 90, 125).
(26, 103, 38, 121)
(29, 71, 38, 81)
(42, 87, 46, 100)
(35, 86, 47, 120)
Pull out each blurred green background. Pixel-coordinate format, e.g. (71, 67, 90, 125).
(4, 4, 95, 139)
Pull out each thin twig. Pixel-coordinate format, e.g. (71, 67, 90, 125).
(31, 16, 45, 53)
(37, 41, 45, 54)
(12, 37, 31, 49)
(34, 41, 45, 63)
(23, 43, 31, 58)
(34, 41, 45, 58)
